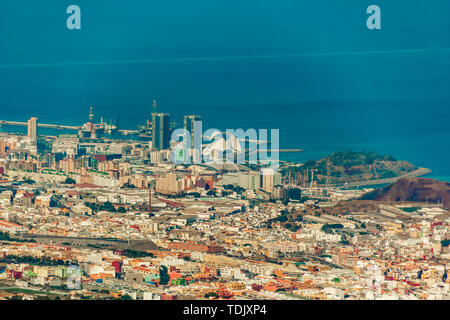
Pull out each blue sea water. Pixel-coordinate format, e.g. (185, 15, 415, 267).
(0, 1, 449, 180)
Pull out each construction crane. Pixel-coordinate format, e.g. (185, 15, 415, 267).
(148, 187, 154, 213)
(326, 160, 331, 188)
(309, 169, 318, 190)
(148, 187, 156, 214)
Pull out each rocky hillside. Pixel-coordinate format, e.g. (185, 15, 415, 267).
(283, 151, 419, 185)
(361, 178, 450, 208)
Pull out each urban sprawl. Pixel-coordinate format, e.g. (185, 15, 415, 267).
(0, 108, 449, 301)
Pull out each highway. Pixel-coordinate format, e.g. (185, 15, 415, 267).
(335, 167, 432, 187)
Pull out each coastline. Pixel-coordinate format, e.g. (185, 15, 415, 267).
(340, 167, 432, 188)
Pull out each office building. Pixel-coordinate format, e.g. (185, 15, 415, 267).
(183, 115, 201, 149)
(260, 168, 274, 193)
(222, 172, 260, 191)
(27, 117, 38, 140)
(152, 113, 170, 150)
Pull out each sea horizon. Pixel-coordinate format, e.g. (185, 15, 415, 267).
(1, 0, 449, 181)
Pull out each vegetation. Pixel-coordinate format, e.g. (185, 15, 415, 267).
(441, 239, 450, 247)
(85, 201, 116, 212)
(3, 254, 75, 266)
(340, 234, 350, 245)
(327, 151, 395, 167)
(37, 137, 52, 155)
(401, 207, 420, 212)
(0, 231, 35, 243)
(188, 192, 201, 198)
(3, 287, 57, 298)
(273, 215, 288, 223)
(123, 249, 153, 258)
(282, 151, 413, 185)
(321, 224, 344, 234)
(64, 177, 76, 184)
(249, 199, 260, 209)
(284, 223, 300, 232)
(223, 184, 245, 194)
(0, 231, 15, 242)
(121, 183, 136, 189)
(159, 265, 170, 285)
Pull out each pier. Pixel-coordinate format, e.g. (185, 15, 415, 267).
(0, 120, 80, 131)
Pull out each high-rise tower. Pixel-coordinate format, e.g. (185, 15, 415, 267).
(27, 117, 38, 140)
(260, 168, 274, 193)
(183, 115, 202, 149)
(89, 106, 94, 123)
(152, 113, 170, 150)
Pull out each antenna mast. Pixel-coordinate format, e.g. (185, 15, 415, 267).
(148, 187, 152, 213)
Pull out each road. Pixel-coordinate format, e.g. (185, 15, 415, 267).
(335, 167, 432, 188)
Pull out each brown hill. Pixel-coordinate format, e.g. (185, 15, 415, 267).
(361, 178, 450, 208)
(283, 151, 420, 186)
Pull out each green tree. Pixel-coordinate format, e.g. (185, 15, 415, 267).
(121, 183, 136, 189)
(123, 249, 153, 258)
(441, 239, 450, 247)
(159, 265, 170, 285)
(64, 177, 76, 184)
(101, 201, 116, 212)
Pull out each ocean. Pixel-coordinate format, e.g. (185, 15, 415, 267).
(0, 1, 449, 181)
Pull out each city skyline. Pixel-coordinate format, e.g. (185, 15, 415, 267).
(1, 0, 449, 306)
